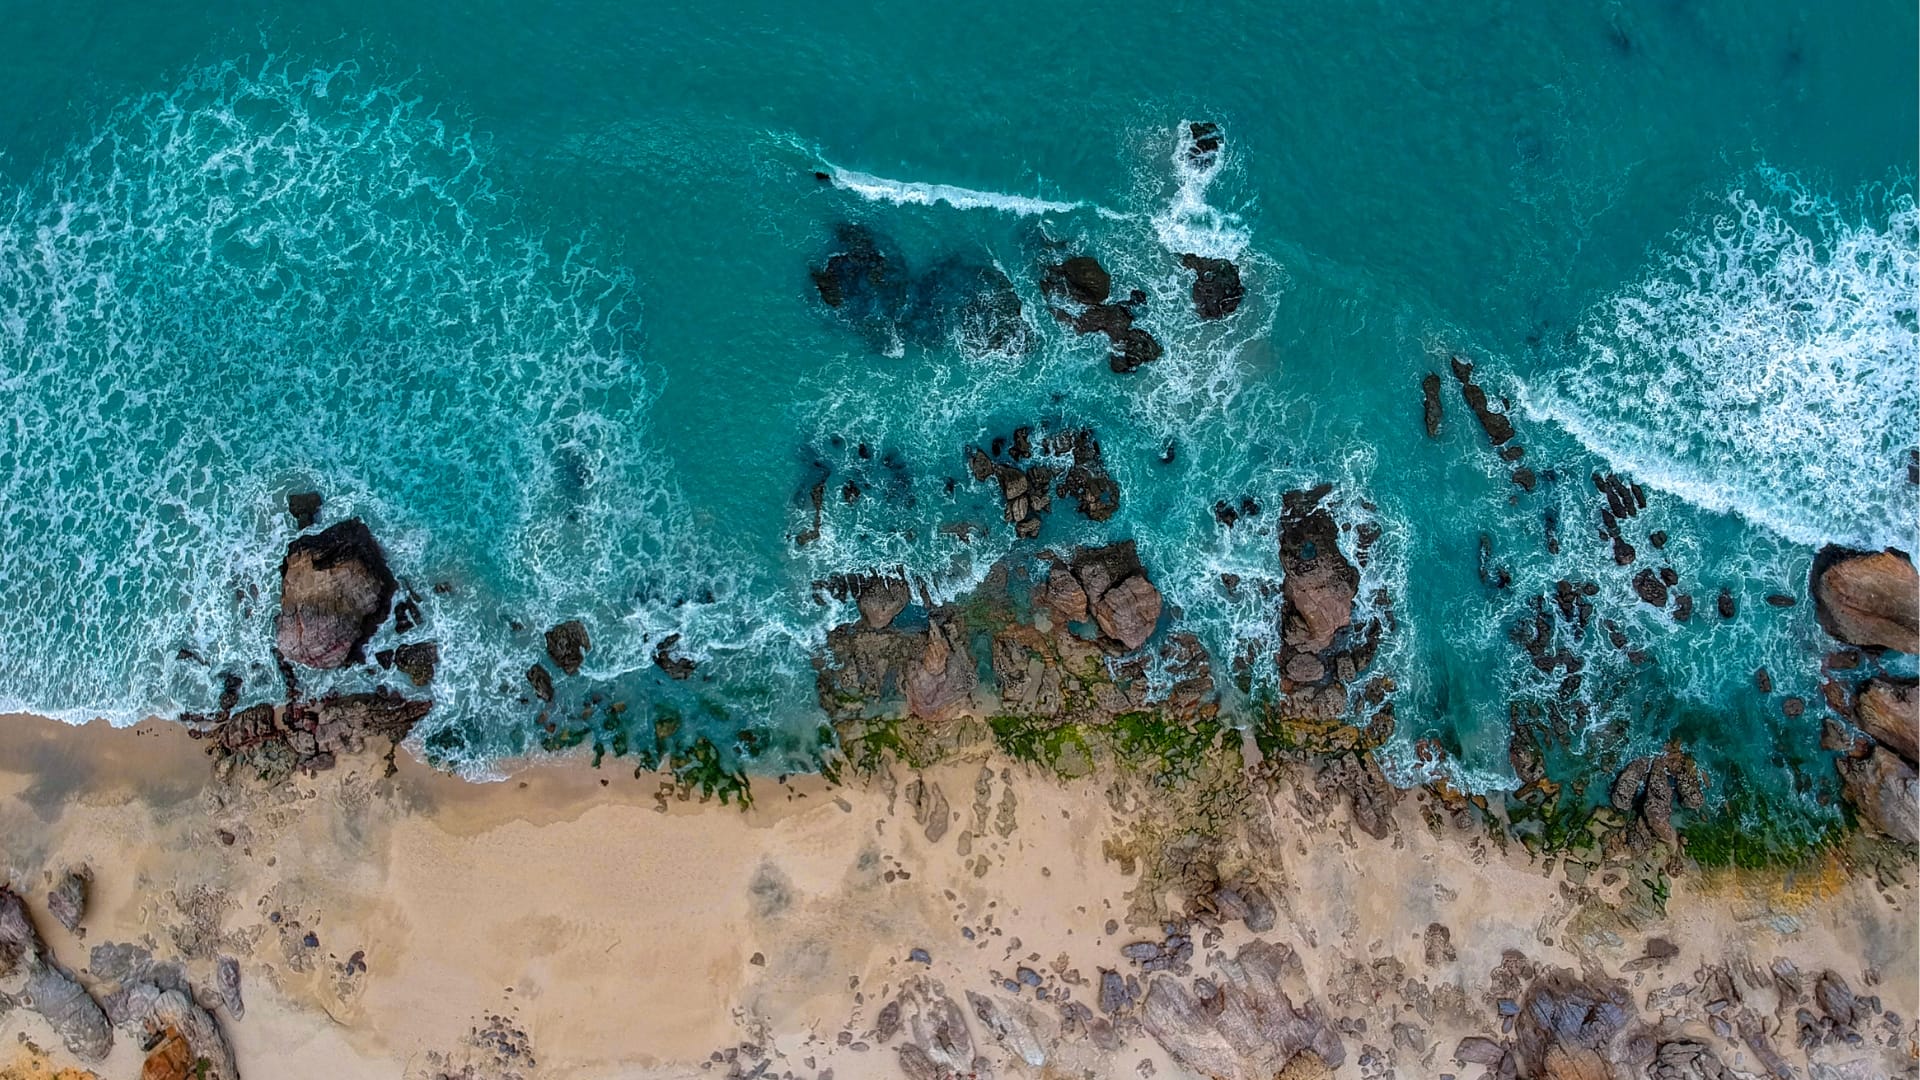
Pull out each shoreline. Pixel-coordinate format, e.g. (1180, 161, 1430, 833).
(1, 710, 1914, 1079)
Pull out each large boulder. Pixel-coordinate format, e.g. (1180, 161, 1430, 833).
(275, 519, 397, 669)
(1179, 254, 1244, 319)
(1838, 744, 1918, 846)
(1514, 970, 1633, 1080)
(1812, 547, 1918, 653)
(1092, 573, 1163, 651)
(0, 886, 112, 1062)
(1857, 678, 1918, 763)
(1139, 940, 1344, 1080)
(545, 619, 591, 675)
(1279, 488, 1359, 654)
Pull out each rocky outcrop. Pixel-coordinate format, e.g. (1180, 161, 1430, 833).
(1448, 356, 1515, 446)
(1063, 541, 1162, 651)
(1279, 486, 1358, 654)
(195, 690, 432, 783)
(1179, 253, 1244, 319)
(1514, 969, 1633, 1080)
(545, 620, 591, 675)
(104, 982, 238, 1080)
(1812, 547, 1919, 653)
(285, 490, 322, 529)
(967, 426, 1119, 534)
(0, 886, 112, 1062)
(1042, 255, 1163, 373)
(885, 976, 983, 1079)
(1856, 678, 1918, 763)
(275, 519, 397, 669)
(1139, 940, 1344, 1080)
(1421, 372, 1443, 437)
(1610, 745, 1705, 858)
(1837, 742, 1918, 846)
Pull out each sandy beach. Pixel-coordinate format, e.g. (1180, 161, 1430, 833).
(0, 712, 1912, 1079)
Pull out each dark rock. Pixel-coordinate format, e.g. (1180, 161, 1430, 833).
(1512, 466, 1536, 492)
(0, 886, 112, 1062)
(1671, 594, 1692, 622)
(1754, 668, 1773, 694)
(811, 224, 907, 318)
(286, 491, 323, 529)
(1812, 546, 1919, 652)
(1179, 254, 1244, 319)
(1765, 593, 1797, 607)
(526, 662, 555, 703)
(1448, 357, 1516, 446)
(545, 619, 591, 675)
(1421, 373, 1443, 438)
(392, 641, 438, 687)
(1716, 589, 1736, 619)
(1185, 121, 1224, 166)
(652, 633, 697, 680)
(1632, 569, 1668, 608)
(1648, 529, 1668, 548)
(1514, 969, 1632, 1080)
(1041, 255, 1112, 306)
(275, 519, 397, 670)
(1782, 696, 1805, 718)
(1055, 429, 1120, 522)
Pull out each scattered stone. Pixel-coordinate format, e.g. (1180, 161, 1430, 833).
(652, 633, 698, 680)
(526, 662, 555, 703)
(1716, 589, 1736, 620)
(1448, 356, 1516, 446)
(1421, 373, 1443, 438)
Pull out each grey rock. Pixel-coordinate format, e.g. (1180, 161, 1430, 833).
(1139, 939, 1344, 1079)
(46, 866, 89, 934)
(0, 885, 111, 1062)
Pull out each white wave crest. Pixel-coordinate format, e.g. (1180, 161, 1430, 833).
(1524, 171, 1919, 553)
(826, 164, 1097, 217)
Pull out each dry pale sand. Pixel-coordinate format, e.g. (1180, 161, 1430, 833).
(0, 712, 1914, 1079)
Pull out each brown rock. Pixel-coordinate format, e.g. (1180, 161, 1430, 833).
(1279, 489, 1359, 653)
(274, 519, 397, 669)
(392, 641, 438, 687)
(1837, 744, 1918, 845)
(1856, 678, 1918, 763)
(1092, 574, 1163, 651)
(1813, 547, 1919, 652)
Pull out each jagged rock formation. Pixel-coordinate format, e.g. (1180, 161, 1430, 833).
(1041, 255, 1164, 372)
(193, 690, 432, 783)
(0, 886, 112, 1063)
(46, 867, 88, 935)
(1138, 940, 1344, 1079)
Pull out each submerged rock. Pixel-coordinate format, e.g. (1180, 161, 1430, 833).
(275, 519, 397, 670)
(1042, 254, 1163, 372)
(1449, 355, 1516, 446)
(391, 641, 439, 687)
(0, 886, 112, 1062)
(286, 490, 323, 529)
(1812, 546, 1919, 653)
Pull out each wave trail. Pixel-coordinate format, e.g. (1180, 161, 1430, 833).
(824, 163, 1116, 218)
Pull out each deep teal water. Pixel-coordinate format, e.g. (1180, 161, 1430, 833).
(0, 4, 1913, 817)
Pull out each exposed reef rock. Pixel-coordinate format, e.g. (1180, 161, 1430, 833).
(1609, 745, 1706, 860)
(1421, 371, 1443, 437)
(1042, 255, 1163, 372)
(810, 225, 1030, 355)
(105, 982, 239, 1080)
(1836, 740, 1919, 846)
(0, 886, 112, 1063)
(1812, 546, 1919, 653)
(1139, 940, 1344, 1079)
(1179, 253, 1244, 319)
(46, 867, 89, 935)
(1514, 969, 1634, 1080)
(274, 518, 397, 670)
(545, 619, 592, 676)
(193, 690, 432, 784)
(1278, 485, 1359, 655)
(1449, 355, 1515, 446)
(1855, 677, 1918, 763)
(968, 425, 1119, 534)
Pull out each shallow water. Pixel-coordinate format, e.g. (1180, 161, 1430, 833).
(0, 3, 1912, 824)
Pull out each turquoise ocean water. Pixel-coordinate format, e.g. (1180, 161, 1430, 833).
(0, 4, 1913, 822)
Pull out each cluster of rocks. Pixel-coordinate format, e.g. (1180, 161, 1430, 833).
(1041, 254, 1165, 373)
(965, 425, 1119, 537)
(1813, 546, 1919, 845)
(1138, 940, 1345, 1080)
(1608, 743, 1707, 859)
(187, 508, 436, 783)
(1268, 485, 1393, 741)
(1, 883, 239, 1079)
(526, 617, 594, 702)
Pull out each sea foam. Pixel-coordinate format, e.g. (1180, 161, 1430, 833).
(1524, 171, 1919, 554)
